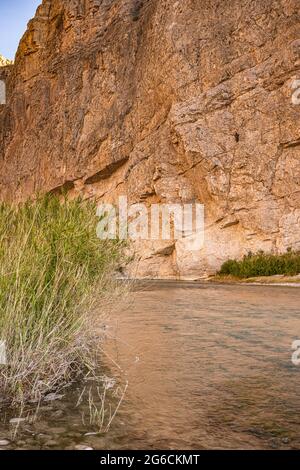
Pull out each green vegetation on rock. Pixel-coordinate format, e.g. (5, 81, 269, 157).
(219, 250, 300, 278)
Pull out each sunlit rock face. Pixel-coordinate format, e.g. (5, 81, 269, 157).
(0, 55, 12, 67)
(0, 0, 300, 278)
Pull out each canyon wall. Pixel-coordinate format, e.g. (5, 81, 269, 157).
(0, 0, 300, 278)
(0, 56, 12, 67)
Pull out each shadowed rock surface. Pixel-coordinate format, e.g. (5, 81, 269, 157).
(0, 0, 300, 278)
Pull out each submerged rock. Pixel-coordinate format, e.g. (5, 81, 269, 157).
(9, 418, 27, 425)
(44, 393, 64, 402)
(44, 439, 59, 448)
(74, 444, 94, 451)
(0, 439, 10, 446)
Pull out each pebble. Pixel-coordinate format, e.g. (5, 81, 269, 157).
(44, 393, 64, 402)
(74, 444, 94, 451)
(270, 439, 279, 449)
(51, 410, 64, 418)
(47, 427, 67, 435)
(9, 418, 26, 425)
(36, 434, 52, 441)
(67, 432, 82, 438)
(0, 440, 10, 446)
(38, 405, 53, 412)
(44, 440, 59, 447)
(16, 440, 26, 446)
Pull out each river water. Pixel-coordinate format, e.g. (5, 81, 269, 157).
(1, 282, 300, 450)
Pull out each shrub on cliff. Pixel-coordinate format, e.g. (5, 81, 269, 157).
(219, 250, 300, 278)
(0, 196, 123, 406)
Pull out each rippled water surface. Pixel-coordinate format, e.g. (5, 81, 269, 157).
(1, 282, 300, 449)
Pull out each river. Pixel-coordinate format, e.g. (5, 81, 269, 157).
(1, 282, 299, 450)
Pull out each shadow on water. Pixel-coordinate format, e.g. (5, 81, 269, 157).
(0, 282, 300, 449)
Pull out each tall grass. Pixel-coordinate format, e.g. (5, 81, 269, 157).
(0, 196, 123, 406)
(218, 250, 300, 278)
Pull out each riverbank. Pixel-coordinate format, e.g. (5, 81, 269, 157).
(0, 196, 124, 407)
(208, 274, 300, 287)
(127, 275, 300, 289)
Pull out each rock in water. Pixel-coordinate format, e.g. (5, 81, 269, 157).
(0, 439, 10, 446)
(0, 0, 299, 279)
(9, 418, 26, 425)
(44, 393, 64, 402)
(74, 444, 94, 451)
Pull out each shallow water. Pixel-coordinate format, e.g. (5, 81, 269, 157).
(1, 282, 300, 450)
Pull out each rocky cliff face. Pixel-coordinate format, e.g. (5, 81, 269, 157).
(0, 0, 300, 278)
(0, 55, 12, 67)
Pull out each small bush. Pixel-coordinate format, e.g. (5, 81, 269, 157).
(0, 195, 123, 406)
(219, 250, 300, 278)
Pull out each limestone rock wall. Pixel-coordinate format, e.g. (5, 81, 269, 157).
(0, 55, 12, 67)
(0, 0, 300, 278)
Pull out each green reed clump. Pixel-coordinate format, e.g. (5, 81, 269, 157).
(0, 195, 123, 405)
(218, 249, 300, 278)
